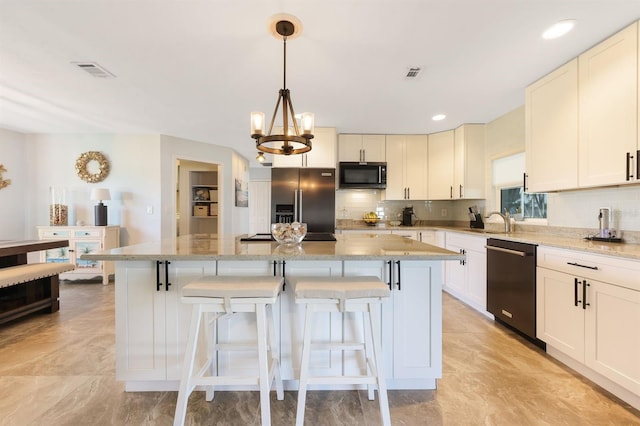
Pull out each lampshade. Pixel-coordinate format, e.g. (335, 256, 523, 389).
(90, 188, 111, 202)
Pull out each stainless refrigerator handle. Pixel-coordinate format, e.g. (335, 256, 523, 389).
(299, 189, 303, 223)
(294, 189, 299, 222)
(485, 245, 526, 257)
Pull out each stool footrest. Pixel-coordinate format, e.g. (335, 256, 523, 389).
(311, 342, 365, 351)
(306, 376, 378, 385)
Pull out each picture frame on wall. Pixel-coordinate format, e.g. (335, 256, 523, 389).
(235, 179, 248, 207)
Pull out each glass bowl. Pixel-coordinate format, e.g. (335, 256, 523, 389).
(271, 222, 307, 244)
(363, 217, 379, 226)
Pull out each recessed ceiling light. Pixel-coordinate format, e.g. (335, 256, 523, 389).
(432, 114, 446, 121)
(542, 19, 576, 40)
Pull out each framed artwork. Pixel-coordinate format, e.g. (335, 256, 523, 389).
(235, 178, 248, 207)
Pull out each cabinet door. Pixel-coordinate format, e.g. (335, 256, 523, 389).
(338, 134, 363, 162)
(362, 134, 386, 162)
(306, 127, 337, 168)
(405, 135, 428, 200)
(585, 280, 640, 394)
(391, 260, 441, 379)
(443, 242, 465, 296)
(578, 22, 638, 187)
(280, 260, 343, 380)
(72, 240, 103, 273)
(116, 261, 167, 380)
(536, 267, 585, 362)
(384, 135, 406, 200)
(427, 130, 454, 200)
(464, 245, 487, 313)
(454, 124, 485, 199)
(525, 59, 579, 192)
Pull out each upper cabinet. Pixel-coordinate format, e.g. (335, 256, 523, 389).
(453, 124, 485, 199)
(427, 125, 485, 200)
(338, 134, 386, 163)
(385, 135, 428, 200)
(272, 127, 337, 168)
(525, 21, 639, 192)
(578, 22, 638, 187)
(427, 130, 455, 200)
(525, 59, 579, 192)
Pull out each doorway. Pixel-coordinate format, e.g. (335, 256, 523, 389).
(176, 159, 220, 237)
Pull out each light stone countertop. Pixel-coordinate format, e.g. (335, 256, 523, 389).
(81, 233, 464, 262)
(337, 222, 640, 261)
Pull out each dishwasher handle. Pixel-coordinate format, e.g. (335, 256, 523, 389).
(485, 245, 527, 257)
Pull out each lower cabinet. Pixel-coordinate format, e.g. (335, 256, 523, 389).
(537, 246, 640, 401)
(443, 232, 487, 314)
(344, 260, 442, 385)
(115, 260, 216, 383)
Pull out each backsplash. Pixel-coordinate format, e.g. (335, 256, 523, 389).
(335, 189, 486, 223)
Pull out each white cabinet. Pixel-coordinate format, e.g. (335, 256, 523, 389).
(115, 260, 216, 383)
(280, 260, 343, 381)
(344, 260, 442, 384)
(338, 134, 386, 163)
(427, 130, 455, 200)
(453, 124, 485, 199)
(272, 127, 337, 168)
(525, 59, 579, 192)
(38, 225, 120, 285)
(578, 22, 638, 187)
(537, 246, 640, 397)
(385, 134, 428, 200)
(443, 232, 487, 314)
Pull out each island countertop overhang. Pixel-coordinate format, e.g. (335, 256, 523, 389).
(81, 233, 465, 262)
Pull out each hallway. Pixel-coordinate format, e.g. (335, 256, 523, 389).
(0, 282, 638, 425)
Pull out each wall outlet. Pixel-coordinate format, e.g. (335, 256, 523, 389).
(147, 205, 153, 215)
(440, 208, 448, 217)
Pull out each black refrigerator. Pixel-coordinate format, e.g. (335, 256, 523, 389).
(271, 168, 336, 233)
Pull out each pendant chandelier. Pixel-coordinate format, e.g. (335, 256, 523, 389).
(251, 18, 314, 156)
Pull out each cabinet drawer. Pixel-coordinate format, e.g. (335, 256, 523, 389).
(445, 231, 487, 252)
(538, 246, 640, 291)
(74, 229, 102, 238)
(40, 229, 69, 238)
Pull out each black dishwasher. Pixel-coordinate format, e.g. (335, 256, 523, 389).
(486, 238, 543, 347)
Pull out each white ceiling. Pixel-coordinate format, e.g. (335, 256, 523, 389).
(1, 1, 639, 167)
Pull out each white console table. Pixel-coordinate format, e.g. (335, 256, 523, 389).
(37, 225, 120, 285)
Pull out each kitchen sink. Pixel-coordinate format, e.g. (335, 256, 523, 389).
(465, 228, 510, 235)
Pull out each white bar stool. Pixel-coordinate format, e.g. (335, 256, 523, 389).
(173, 275, 284, 426)
(290, 276, 391, 426)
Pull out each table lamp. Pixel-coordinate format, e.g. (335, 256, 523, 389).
(90, 188, 111, 226)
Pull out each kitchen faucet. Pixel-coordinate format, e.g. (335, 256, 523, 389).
(486, 210, 512, 233)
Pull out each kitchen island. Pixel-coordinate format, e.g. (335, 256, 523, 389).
(82, 233, 463, 392)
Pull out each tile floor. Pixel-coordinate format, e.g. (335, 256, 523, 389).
(0, 282, 638, 425)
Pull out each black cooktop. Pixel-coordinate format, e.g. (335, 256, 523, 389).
(240, 233, 336, 242)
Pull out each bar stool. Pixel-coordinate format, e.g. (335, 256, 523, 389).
(173, 275, 284, 426)
(290, 276, 391, 426)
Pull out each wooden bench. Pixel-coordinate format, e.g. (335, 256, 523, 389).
(0, 263, 75, 325)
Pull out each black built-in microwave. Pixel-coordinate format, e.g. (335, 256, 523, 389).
(338, 162, 387, 189)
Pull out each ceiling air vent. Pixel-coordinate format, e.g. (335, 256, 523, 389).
(71, 62, 116, 78)
(404, 67, 422, 79)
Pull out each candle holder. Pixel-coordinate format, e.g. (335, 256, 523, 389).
(49, 186, 68, 226)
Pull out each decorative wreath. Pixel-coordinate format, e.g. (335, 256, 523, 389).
(75, 151, 110, 183)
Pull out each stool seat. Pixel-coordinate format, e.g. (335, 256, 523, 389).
(183, 275, 282, 299)
(291, 276, 390, 300)
(291, 275, 391, 426)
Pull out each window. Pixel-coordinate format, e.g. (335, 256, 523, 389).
(500, 187, 547, 218)
(493, 152, 547, 220)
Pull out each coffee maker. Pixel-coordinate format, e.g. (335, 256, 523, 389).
(402, 206, 415, 226)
